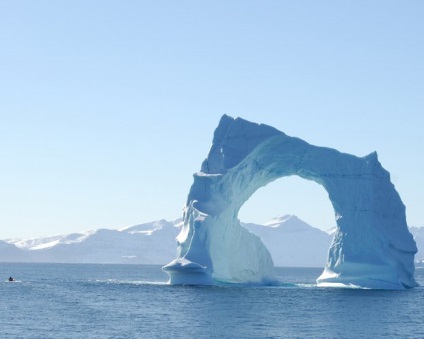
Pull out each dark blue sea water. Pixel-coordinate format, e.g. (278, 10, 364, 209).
(1, 264, 424, 339)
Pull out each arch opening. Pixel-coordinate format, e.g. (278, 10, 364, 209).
(238, 176, 335, 268)
(239, 175, 335, 231)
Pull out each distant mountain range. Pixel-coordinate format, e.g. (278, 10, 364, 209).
(409, 227, 424, 265)
(1, 215, 423, 267)
(242, 215, 332, 267)
(2, 219, 182, 265)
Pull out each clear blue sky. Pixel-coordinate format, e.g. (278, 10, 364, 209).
(1, 1, 423, 238)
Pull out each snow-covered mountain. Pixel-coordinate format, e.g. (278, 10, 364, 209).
(4, 219, 182, 265)
(0, 240, 31, 262)
(242, 215, 332, 267)
(409, 226, 424, 265)
(2, 216, 424, 267)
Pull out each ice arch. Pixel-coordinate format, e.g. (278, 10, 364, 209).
(163, 115, 417, 289)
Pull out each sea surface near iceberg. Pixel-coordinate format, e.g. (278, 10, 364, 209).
(1, 263, 424, 338)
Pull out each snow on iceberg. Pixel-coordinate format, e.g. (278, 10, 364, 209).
(163, 115, 418, 289)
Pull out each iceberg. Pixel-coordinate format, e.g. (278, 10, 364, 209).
(163, 115, 418, 289)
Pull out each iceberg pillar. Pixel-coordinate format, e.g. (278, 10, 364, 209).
(163, 115, 417, 289)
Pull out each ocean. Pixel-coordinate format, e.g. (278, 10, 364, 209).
(1, 263, 424, 338)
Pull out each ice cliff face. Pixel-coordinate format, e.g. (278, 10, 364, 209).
(163, 115, 417, 289)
